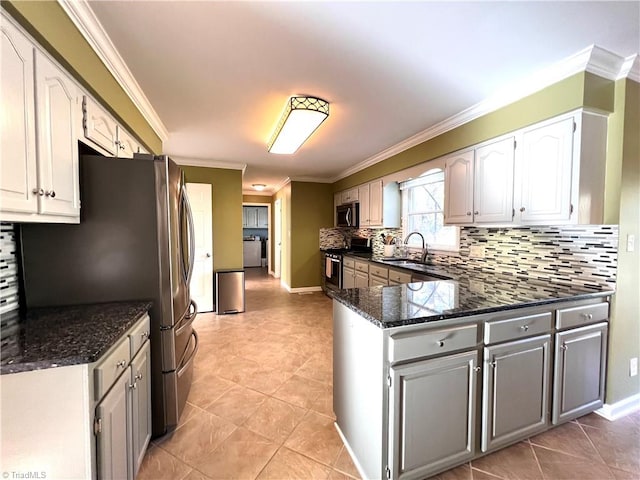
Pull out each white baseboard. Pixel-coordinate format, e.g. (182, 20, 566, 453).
(334, 422, 370, 480)
(596, 393, 640, 421)
(280, 281, 322, 293)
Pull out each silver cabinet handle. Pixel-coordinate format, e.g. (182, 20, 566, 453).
(474, 211, 479, 215)
(206, 253, 211, 258)
(560, 344, 568, 351)
(437, 340, 445, 347)
(135, 373, 143, 381)
(45, 190, 56, 198)
(116, 360, 126, 368)
(141, 331, 149, 340)
(473, 366, 481, 372)
(466, 211, 472, 216)
(489, 360, 497, 368)
(520, 325, 529, 332)
(581, 313, 593, 321)
(128, 382, 137, 390)
(32, 188, 44, 196)
(520, 207, 526, 212)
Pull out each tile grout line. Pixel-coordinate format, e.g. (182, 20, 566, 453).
(576, 421, 622, 476)
(528, 439, 548, 480)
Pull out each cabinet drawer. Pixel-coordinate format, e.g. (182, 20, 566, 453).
(369, 265, 388, 279)
(556, 302, 608, 330)
(343, 257, 355, 269)
(389, 324, 478, 363)
(389, 269, 412, 284)
(354, 261, 369, 273)
(129, 314, 151, 358)
(94, 336, 131, 400)
(370, 276, 388, 287)
(485, 312, 552, 344)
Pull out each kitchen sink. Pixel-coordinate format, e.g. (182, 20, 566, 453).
(377, 258, 452, 280)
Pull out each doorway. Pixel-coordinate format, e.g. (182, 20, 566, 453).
(186, 183, 213, 312)
(242, 202, 271, 274)
(274, 198, 281, 279)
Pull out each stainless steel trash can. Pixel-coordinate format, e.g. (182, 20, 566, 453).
(215, 269, 245, 314)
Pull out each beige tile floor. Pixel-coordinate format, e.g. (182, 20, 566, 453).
(140, 268, 640, 480)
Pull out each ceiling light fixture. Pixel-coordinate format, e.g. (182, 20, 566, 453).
(267, 96, 329, 154)
(252, 184, 267, 191)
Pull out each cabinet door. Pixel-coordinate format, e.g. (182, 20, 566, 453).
(35, 51, 80, 217)
(444, 150, 474, 224)
(553, 323, 607, 424)
(343, 267, 355, 289)
(83, 96, 117, 155)
(369, 276, 388, 287)
(257, 207, 268, 228)
(358, 184, 370, 226)
(96, 367, 131, 480)
(482, 335, 550, 452)
(131, 341, 151, 478)
(519, 117, 574, 223)
(474, 137, 514, 223)
(369, 180, 383, 226)
(389, 351, 478, 480)
(0, 17, 38, 214)
(116, 126, 138, 158)
(354, 270, 369, 288)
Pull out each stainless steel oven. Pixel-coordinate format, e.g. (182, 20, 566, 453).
(325, 251, 342, 289)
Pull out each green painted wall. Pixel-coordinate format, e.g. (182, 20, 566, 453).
(182, 166, 243, 271)
(2, 1, 162, 154)
(334, 72, 614, 191)
(606, 78, 640, 404)
(243, 195, 271, 204)
(290, 182, 334, 288)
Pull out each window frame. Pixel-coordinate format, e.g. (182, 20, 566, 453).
(401, 168, 460, 253)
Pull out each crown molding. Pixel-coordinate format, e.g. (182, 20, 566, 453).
(171, 156, 246, 171)
(333, 45, 634, 183)
(57, 0, 169, 141)
(619, 54, 640, 82)
(272, 177, 292, 194)
(289, 176, 333, 183)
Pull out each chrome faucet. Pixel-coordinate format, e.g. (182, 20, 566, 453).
(404, 231, 428, 263)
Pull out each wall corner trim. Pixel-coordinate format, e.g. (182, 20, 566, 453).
(282, 284, 323, 294)
(56, 0, 169, 141)
(332, 44, 632, 183)
(618, 54, 640, 82)
(596, 393, 640, 421)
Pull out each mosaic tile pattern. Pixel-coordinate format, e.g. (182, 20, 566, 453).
(320, 225, 618, 289)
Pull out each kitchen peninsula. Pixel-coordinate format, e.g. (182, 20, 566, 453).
(330, 273, 612, 480)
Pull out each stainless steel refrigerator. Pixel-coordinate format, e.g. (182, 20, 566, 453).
(20, 154, 198, 437)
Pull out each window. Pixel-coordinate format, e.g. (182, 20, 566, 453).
(401, 169, 459, 252)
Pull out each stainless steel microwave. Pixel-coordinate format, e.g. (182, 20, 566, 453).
(336, 202, 359, 227)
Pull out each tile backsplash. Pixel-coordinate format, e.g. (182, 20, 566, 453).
(320, 225, 618, 290)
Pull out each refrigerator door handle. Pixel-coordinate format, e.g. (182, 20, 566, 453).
(177, 330, 199, 378)
(181, 185, 196, 286)
(175, 300, 198, 337)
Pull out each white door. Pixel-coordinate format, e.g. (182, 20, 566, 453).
(274, 198, 282, 279)
(186, 183, 213, 312)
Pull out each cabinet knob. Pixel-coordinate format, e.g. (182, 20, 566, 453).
(466, 211, 472, 216)
(490, 360, 497, 368)
(474, 211, 479, 215)
(45, 190, 56, 198)
(135, 373, 143, 381)
(116, 360, 126, 368)
(129, 382, 137, 390)
(520, 324, 529, 332)
(33, 188, 44, 196)
(560, 344, 568, 351)
(581, 313, 593, 321)
(473, 366, 481, 372)
(206, 253, 211, 258)
(520, 207, 526, 212)
(437, 340, 445, 347)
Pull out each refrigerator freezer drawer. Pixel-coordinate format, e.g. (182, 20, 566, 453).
(163, 329, 198, 432)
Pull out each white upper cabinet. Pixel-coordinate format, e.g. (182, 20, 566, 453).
(83, 96, 117, 155)
(116, 125, 138, 158)
(444, 109, 606, 226)
(444, 150, 474, 224)
(517, 117, 574, 224)
(341, 187, 358, 204)
(35, 50, 80, 218)
(368, 179, 383, 226)
(0, 17, 37, 214)
(358, 183, 371, 226)
(474, 136, 515, 224)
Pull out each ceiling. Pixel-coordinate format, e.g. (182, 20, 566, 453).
(86, 1, 640, 194)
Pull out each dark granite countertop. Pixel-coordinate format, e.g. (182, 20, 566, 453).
(329, 273, 613, 329)
(1, 301, 152, 375)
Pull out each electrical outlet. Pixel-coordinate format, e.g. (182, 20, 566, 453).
(469, 279, 485, 294)
(469, 245, 486, 259)
(630, 357, 638, 377)
(627, 234, 635, 252)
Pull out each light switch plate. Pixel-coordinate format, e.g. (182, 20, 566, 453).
(469, 245, 486, 259)
(630, 357, 638, 377)
(627, 234, 635, 252)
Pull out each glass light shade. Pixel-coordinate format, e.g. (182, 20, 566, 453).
(252, 184, 266, 191)
(268, 96, 329, 154)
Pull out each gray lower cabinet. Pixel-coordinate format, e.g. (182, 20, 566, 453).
(482, 335, 551, 452)
(131, 341, 152, 477)
(553, 322, 607, 424)
(389, 351, 478, 480)
(343, 266, 355, 289)
(96, 366, 131, 480)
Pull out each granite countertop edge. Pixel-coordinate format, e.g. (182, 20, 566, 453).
(328, 285, 614, 329)
(1, 301, 152, 375)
